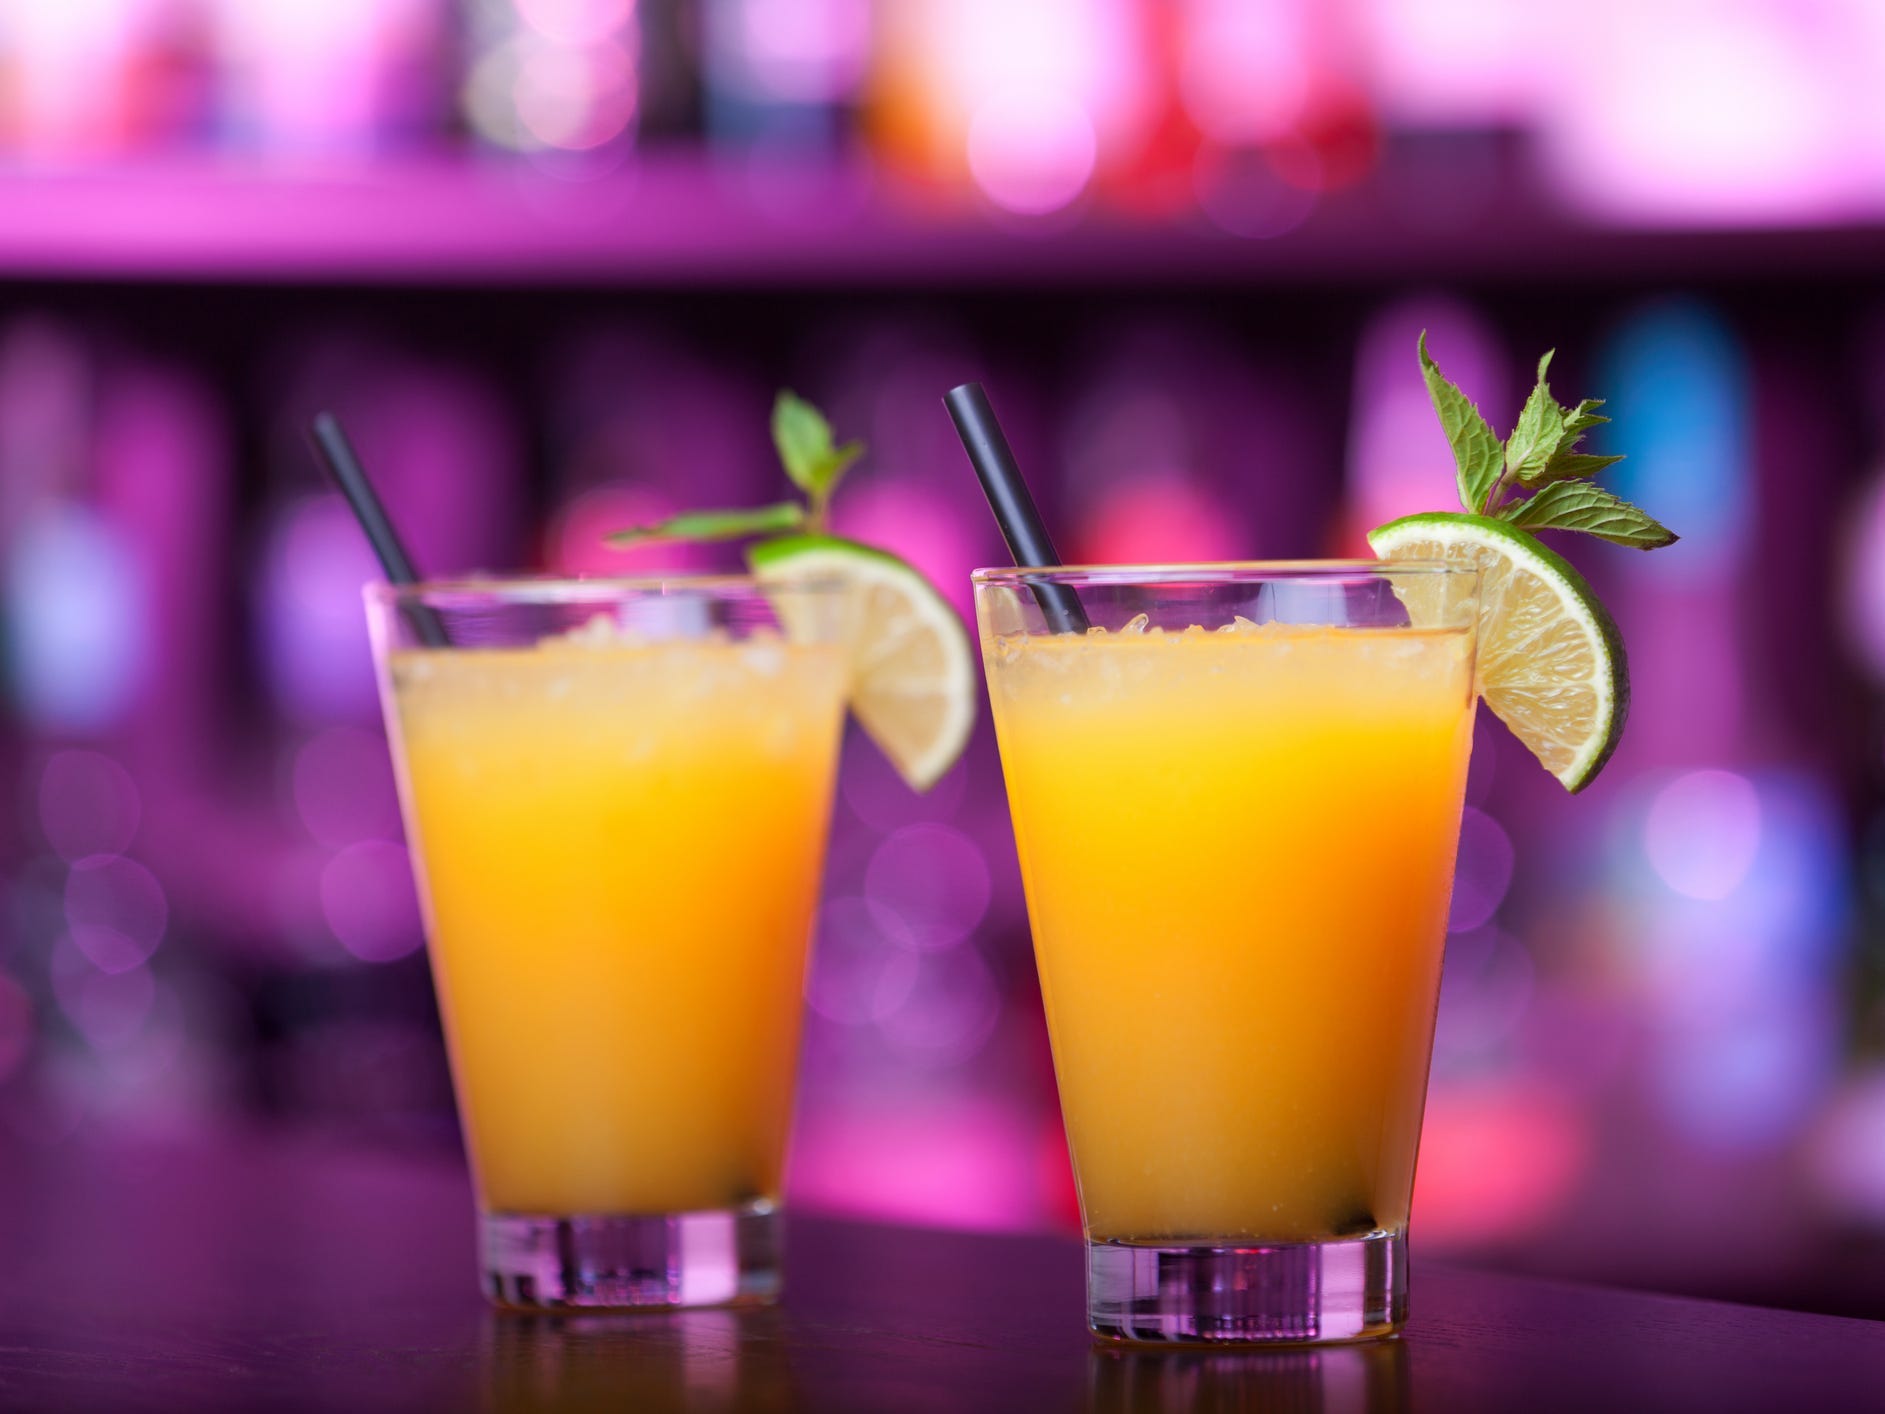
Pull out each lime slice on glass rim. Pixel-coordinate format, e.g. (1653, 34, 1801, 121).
(1367, 512, 1629, 793)
(749, 533, 976, 792)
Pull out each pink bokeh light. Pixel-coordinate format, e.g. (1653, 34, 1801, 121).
(1191, 147, 1318, 240)
(292, 727, 402, 850)
(789, 1097, 1051, 1231)
(51, 935, 155, 1052)
(1364, 0, 1534, 126)
(1434, 926, 1535, 1063)
(806, 897, 919, 1027)
(513, 0, 635, 47)
(875, 944, 1001, 1068)
(839, 725, 969, 831)
(1645, 770, 1762, 902)
(1837, 466, 1885, 682)
(709, 0, 872, 106)
(1653, 988, 1841, 1152)
(38, 750, 141, 864)
(966, 93, 1098, 216)
(258, 496, 382, 727)
(1, 0, 140, 159)
(1542, 2, 1869, 226)
(865, 823, 990, 952)
(1414, 1081, 1588, 1245)
(1807, 1065, 1885, 1225)
(319, 841, 423, 964)
(514, 39, 638, 152)
(907, 0, 1152, 214)
(1447, 807, 1516, 933)
(7, 500, 145, 735)
(1176, 0, 1308, 145)
(65, 855, 167, 975)
(831, 477, 983, 619)
(216, 0, 440, 155)
(1074, 475, 1244, 564)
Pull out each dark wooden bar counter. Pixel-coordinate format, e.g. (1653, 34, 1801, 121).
(0, 1132, 1880, 1412)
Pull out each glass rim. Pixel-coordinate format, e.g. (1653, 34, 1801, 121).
(363, 572, 852, 606)
(970, 559, 1474, 587)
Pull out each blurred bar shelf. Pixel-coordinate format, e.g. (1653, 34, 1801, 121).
(2, 154, 1883, 288)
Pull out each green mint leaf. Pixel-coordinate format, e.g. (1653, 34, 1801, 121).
(772, 391, 831, 493)
(1515, 376, 1623, 485)
(821, 438, 865, 499)
(771, 391, 848, 499)
(771, 392, 866, 506)
(1504, 349, 1565, 485)
(1498, 482, 1678, 549)
(1560, 398, 1609, 436)
(605, 502, 805, 547)
(1532, 452, 1625, 484)
(1419, 331, 1504, 513)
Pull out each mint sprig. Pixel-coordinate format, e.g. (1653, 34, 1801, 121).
(1500, 482, 1675, 547)
(772, 391, 862, 516)
(606, 390, 858, 547)
(1420, 332, 1676, 550)
(1419, 332, 1504, 514)
(610, 503, 806, 545)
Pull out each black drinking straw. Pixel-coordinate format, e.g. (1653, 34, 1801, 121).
(943, 383, 1090, 634)
(308, 412, 451, 648)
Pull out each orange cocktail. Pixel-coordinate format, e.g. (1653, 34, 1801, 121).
(369, 578, 848, 1310)
(976, 563, 1478, 1343)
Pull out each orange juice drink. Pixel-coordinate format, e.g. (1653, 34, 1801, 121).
(974, 563, 1478, 1343)
(368, 578, 849, 1311)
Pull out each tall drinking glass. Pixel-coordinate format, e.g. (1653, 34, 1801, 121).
(365, 577, 851, 1310)
(975, 563, 1479, 1343)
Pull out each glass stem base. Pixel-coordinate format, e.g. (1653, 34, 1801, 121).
(1087, 1230, 1405, 1344)
(481, 1202, 780, 1311)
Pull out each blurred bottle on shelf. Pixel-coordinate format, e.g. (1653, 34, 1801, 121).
(0, 0, 1878, 238)
(215, 0, 455, 157)
(1540, 0, 1873, 226)
(634, 0, 702, 142)
(701, 0, 869, 153)
(460, 0, 640, 162)
(1176, 0, 1379, 203)
(0, 0, 456, 161)
(0, 0, 210, 158)
(864, 0, 1152, 216)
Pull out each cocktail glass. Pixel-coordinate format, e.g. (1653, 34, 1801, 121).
(365, 576, 850, 1310)
(974, 562, 1479, 1343)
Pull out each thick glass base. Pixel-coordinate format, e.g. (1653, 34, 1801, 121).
(481, 1202, 780, 1311)
(1086, 1230, 1405, 1344)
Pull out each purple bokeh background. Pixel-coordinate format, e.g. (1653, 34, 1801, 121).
(2, 0, 1885, 1320)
